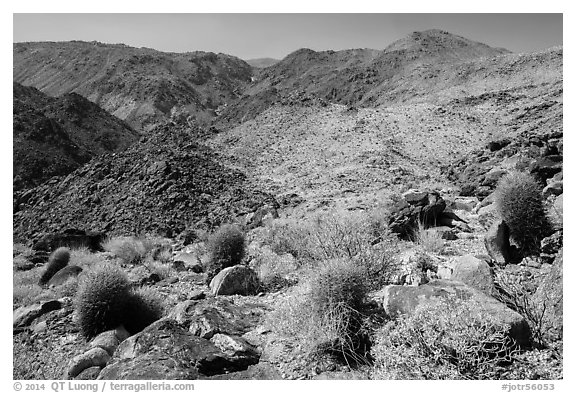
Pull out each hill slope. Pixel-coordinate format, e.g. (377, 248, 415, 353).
(13, 41, 253, 131)
(13, 82, 139, 192)
(13, 125, 276, 243)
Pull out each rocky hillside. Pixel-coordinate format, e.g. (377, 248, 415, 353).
(13, 82, 139, 192)
(216, 30, 523, 128)
(14, 41, 253, 131)
(13, 125, 276, 244)
(245, 58, 280, 68)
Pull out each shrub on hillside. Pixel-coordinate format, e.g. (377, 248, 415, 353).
(494, 171, 552, 254)
(75, 264, 132, 339)
(75, 263, 165, 339)
(205, 224, 246, 284)
(38, 247, 70, 286)
(371, 296, 519, 380)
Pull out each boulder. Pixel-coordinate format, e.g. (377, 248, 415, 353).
(484, 220, 520, 265)
(540, 231, 563, 264)
(13, 300, 61, 329)
(210, 265, 260, 296)
(532, 252, 563, 343)
(98, 318, 261, 380)
(477, 203, 498, 229)
(173, 251, 203, 273)
(452, 196, 480, 212)
(388, 191, 446, 238)
(529, 156, 562, 184)
(48, 265, 83, 287)
(245, 204, 279, 229)
(168, 297, 267, 339)
(370, 280, 531, 347)
(203, 363, 281, 380)
(450, 254, 495, 294)
(542, 181, 563, 199)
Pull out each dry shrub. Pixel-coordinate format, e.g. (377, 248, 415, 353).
(250, 246, 298, 292)
(414, 221, 445, 254)
(101, 235, 169, 264)
(371, 296, 519, 380)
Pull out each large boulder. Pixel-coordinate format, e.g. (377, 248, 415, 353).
(388, 190, 446, 238)
(98, 318, 261, 380)
(210, 265, 260, 296)
(484, 220, 521, 265)
(48, 265, 83, 287)
(370, 280, 531, 347)
(532, 252, 563, 343)
(168, 297, 267, 339)
(450, 254, 494, 294)
(13, 299, 61, 329)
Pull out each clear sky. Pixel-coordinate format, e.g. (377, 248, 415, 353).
(13, 13, 562, 60)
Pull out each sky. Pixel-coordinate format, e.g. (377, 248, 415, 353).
(13, 13, 563, 60)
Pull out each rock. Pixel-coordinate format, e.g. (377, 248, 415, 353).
(529, 155, 562, 184)
(542, 181, 563, 199)
(32, 320, 48, 334)
(488, 138, 511, 152)
(203, 363, 281, 380)
(189, 290, 206, 301)
(169, 297, 267, 339)
(437, 266, 452, 280)
(245, 204, 279, 229)
(173, 251, 203, 273)
(540, 231, 563, 264)
(484, 221, 520, 265)
(210, 265, 260, 296)
(33, 229, 105, 252)
(210, 334, 260, 369)
(532, 252, 563, 343)
(13, 300, 61, 329)
(450, 254, 495, 294)
(428, 226, 458, 240)
(437, 213, 471, 232)
(370, 280, 531, 347)
(452, 196, 480, 211)
(98, 318, 260, 380)
(64, 326, 130, 379)
(48, 265, 83, 287)
(75, 366, 102, 380)
(550, 194, 563, 228)
(401, 189, 429, 205)
(172, 260, 187, 272)
(66, 347, 111, 379)
(481, 169, 508, 187)
(388, 191, 446, 238)
(477, 203, 498, 229)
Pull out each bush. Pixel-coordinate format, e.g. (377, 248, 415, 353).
(75, 264, 165, 339)
(494, 171, 551, 254)
(75, 264, 132, 339)
(123, 287, 165, 335)
(38, 247, 70, 286)
(205, 224, 246, 283)
(102, 237, 148, 264)
(371, 296, 519, 380)
(269, 258, 373, 364)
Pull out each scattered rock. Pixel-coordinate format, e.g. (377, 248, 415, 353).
(388, 191, 446, 238)
(532, 252, 563, 343)
(452, 196, 480, 211)
(210, 265, 260, 296)
(542, 181, 562, 199)
(529, 156, 562, 184)
(173, 251, 204, 273)
(245, 204, 279, 229)
(540, 231, 562, 264)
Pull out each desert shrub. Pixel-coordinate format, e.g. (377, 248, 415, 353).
(144, 260, 175, 280)
(102, 236, 148, 264)
(494, 171, 552, 254)
(251, 246, 298, 292)
(371, 296, 519, 380)
(75, 264, 132, 339)
(263, 218, 314, 261)
(13, 268, 44, 308)
(413, 221, 445, 254)
(38, 247, 70, 286)
(269, 258, 373, 364)
(70, 246, 104, 269)
(205, 224, 246, 283)
(123, 287, 165, 335)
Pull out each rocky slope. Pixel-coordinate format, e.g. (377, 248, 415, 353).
(13, 82, 139, 192)
(14, 41, 253, 131)
(245, 58, 280, 68)
(13, 124, 276, 244)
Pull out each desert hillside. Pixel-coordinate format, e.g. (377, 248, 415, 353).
(13, 29, 563, 382)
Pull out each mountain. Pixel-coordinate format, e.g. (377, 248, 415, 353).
(13, 124, 276, 242)
(13, 41, 253, 131)
(245, 58, 280, 68)
(13, 82, 139, 192)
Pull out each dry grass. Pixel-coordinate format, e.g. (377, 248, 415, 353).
(413, 221, 445, 254)
(101, 235, 171, 264)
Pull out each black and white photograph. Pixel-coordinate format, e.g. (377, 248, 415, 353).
(9, 5, 566, 387)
